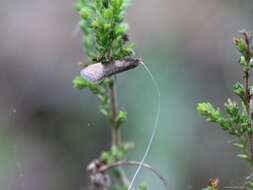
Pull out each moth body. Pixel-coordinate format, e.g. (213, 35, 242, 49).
(80, 58, 142, 84)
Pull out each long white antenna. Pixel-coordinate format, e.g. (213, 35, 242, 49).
(128, 62, 161, 190)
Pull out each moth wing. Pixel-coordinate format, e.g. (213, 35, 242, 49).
(80, 63, 105, 84)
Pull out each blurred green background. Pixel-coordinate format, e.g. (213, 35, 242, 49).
(1, 0, 253, 189)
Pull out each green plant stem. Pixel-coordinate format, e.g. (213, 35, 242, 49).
(243, 71, 253, 161)
(110, 80, 130, 188)
(110, 80, 121, 146)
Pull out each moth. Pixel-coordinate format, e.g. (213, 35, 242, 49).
(80, 58, 143, 84)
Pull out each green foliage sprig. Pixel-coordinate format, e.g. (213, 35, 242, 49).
(73, 0, 134, 130)
(73, 0, 152, 189)
(198, 30, 253, 189)
(74, 0, 135, 64)
(73, 0, 132, 137)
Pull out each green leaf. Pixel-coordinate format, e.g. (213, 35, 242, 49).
(115, 23, 128, 36)
(233, 82, 245, 101)
(233, 143, 245, 149)
(197, 102, 233, 131)
(247, 181, 253, 189)
(80, 7, 92, 20)
(237, 154, 250, 160)
(103, 23, 112, 30)
(73, 76, 88, 90)
(237, 38, 247, 54)
(100, 152, 111, 162)
(138, 182, 148, 190)
(240, 56, 247, 67)
(217, 117, 230, 130)
(224, 99, 240, 123)
(103, 8, 113, 20)
(100, 107, 109, 116)
(100, 143, 132, 165)
(116, 111, 127, 129)
(197, 103, 221, 122)
(112, 0, 124, 10)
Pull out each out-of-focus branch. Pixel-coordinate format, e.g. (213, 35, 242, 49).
(100, 161, 170, 190)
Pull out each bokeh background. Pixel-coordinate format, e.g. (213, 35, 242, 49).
(1, 0, 253, 189)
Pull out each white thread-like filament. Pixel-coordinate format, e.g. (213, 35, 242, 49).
(128, 62, 161, 190)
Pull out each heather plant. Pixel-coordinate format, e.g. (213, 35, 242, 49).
(72, 0, 168, 189)
(198, 31, 253, 190)
(72, 1, 251, 189)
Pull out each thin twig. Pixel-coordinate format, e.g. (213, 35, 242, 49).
(243, 70, 253, 161)
(110, 80, 120, 146)
(224, 186, 245, 189)
(242, 31, 253, 161)
(100, 161, 170, 190)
